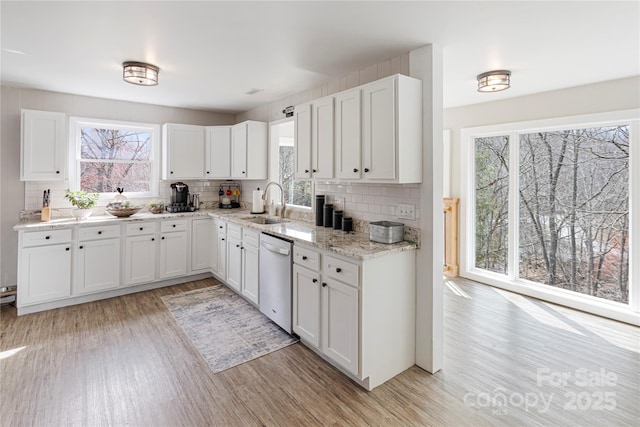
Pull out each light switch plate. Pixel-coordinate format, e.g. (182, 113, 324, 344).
(397, 203, 415, 220)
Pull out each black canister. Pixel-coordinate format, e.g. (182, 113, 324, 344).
(315, 195, 325, 226)
(342, 217, 353, 232)
(333, 210, 343, 230)
(323, 204, 334, 228)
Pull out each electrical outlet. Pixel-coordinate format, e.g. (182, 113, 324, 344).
(397, 203, 415, 220)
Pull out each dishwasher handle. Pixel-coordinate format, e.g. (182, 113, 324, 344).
(261, 240, 290, 256)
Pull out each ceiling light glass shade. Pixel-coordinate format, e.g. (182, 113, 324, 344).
(123, 61, 159, 86)
(477, 70, 511, 92)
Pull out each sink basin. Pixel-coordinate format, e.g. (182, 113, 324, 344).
(242, 217, 283, 225)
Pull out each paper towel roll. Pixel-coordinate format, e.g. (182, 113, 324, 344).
(251, 189, 264, 213)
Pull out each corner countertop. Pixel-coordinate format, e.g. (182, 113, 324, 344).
(14, 208, 416, 261)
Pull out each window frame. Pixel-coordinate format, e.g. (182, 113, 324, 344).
(68, 117, 160, 203)
(460, 109, 639, 324)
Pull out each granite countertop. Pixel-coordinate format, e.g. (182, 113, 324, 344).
(14, 208, 417, 260)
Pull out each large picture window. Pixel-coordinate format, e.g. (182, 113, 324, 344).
(461, 110, 639, 323)
(69, 118, 159, 199)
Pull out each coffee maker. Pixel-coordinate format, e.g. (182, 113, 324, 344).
(167, 182, 190, 212)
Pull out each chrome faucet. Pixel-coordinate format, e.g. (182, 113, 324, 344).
(262, 181, 287, 218)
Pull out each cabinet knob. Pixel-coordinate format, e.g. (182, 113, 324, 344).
(336, 267, 342, 273)
(322, 282, 327, 287)
(302, 256, 307, 260)
(353, 168, 358, 173)
(221, 238, 225, 241)
(242, 171, 246, 174)
(172, 224, 176, 228)
(305, 169, 309, 173)
(56, 171, 60, 174)
(312, 278, 318, 283)
(206, 171, 210, 174)
(170, 171, 174, 174)
(98, 231, 102, 235)
(236, 244, 240, 248)
(151, 238, 155, 241)
(219, 226, 223, 229)
(140, 227, 144, 231)
(162, 236, 165, 240)
(364, 168, 370, 173)
(241, 246, 244, 250)
(65, 247, 70, 251)
(45, 236, 50, 240)
(313, 169, 317, 173)
(79, 245, 84, 249)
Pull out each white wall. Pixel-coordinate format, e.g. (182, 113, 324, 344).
(444, 76, 640, 199)
(0, 86, 235, 287)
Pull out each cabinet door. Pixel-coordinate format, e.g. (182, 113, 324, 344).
(206, 126, 231, 178)
(160, 232, 187, 279)
(210, 220, 219, 274)
(163, 124, 206, 179)
(334, 89, 361, 179)
(191, 219, 212, 272)
(231, 123, 248, 178)
(362, 78, 396, 180)
(312, 97, 334, 179)
(322, 278, 359, 375)
(242, 242, 259, 305)
(294, 103, 312, 179)
(77, 239, 120, 294)
(226, 235, 242, 291)
(217, 234, 227, 281)
(125, 235, 157, 286)
(293, 264, 321, 347)
(21, 110, 66, 181)
(245, 121, 268, 179)
(18, 244, 71, 305)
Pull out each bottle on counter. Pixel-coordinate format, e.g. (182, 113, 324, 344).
(323, 203, 334, 228)
(315, 195, 325, 226)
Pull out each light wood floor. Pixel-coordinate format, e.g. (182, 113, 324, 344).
(1, 276, 638, 426)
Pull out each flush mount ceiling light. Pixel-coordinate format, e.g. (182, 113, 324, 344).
(477, 70, 511, 92)
(122, 61, 159, 86)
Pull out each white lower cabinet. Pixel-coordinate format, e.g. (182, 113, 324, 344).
(292, 243, 416, 390)
(241, 228, 259, 305)
(18, 240, 72, 306)
(226, 227, 242, 292)
(191, 218, 213, 272)
(160, 231, 188, 279)
(215, 220, 227, 281)
(77, 226, 121, 295)
(124, 222, 157, 286)
(292, 264, 321, 347)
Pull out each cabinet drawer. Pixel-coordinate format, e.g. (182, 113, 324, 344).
(22, 229, 72, 247)
(215, 219, 227, 235)
(242, 228, 259, 248)
(126, 222, 157, 236)
(78, 225, 121, 241)
(323, 255, 359, 287)
(161, 219, 188, 233)
(228, 223, 242, 239)
(293, 245, 320, 272)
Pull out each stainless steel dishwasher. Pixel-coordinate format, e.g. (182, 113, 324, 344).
(259, 233, 293, 333)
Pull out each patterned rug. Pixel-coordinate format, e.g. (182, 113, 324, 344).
(161, 285, 298, 373)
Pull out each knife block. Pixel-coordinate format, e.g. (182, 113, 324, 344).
(41, 207, 51, 222)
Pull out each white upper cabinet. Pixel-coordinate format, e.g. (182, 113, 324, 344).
(21, 109, 66, 181)
(335, 89, 362, 180)
(294, 103, 312, 179)
(205, 126, 231, 178)
(162, 123, 206, 179)
(231, 120, 267, 179)
(361, 75, 422, 183)
(312, 97, 335, 180)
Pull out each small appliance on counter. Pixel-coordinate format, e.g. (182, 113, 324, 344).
(369, 221, 404, 244)
(219, 181, 242, 209)
(167, 182, 192, 212)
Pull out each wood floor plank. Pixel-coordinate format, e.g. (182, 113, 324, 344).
(1, 276, 638, 426)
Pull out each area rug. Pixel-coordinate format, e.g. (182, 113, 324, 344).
(161, 285, 298, 373)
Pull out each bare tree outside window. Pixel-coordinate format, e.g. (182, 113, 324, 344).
(80, 127, 152, 193)
(475, 136, 509, 274)
(279, 145, 311, 208)
(519, 127, 629, 303)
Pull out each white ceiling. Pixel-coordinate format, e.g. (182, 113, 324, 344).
(1, 1, 638, 114)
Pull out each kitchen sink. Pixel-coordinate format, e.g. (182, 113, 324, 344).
(242, 217, 284, 225)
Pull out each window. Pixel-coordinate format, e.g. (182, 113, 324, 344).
(270, 120, 312, 208)
(69, 117, 159, 199)
(461, 110, 639, 322)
